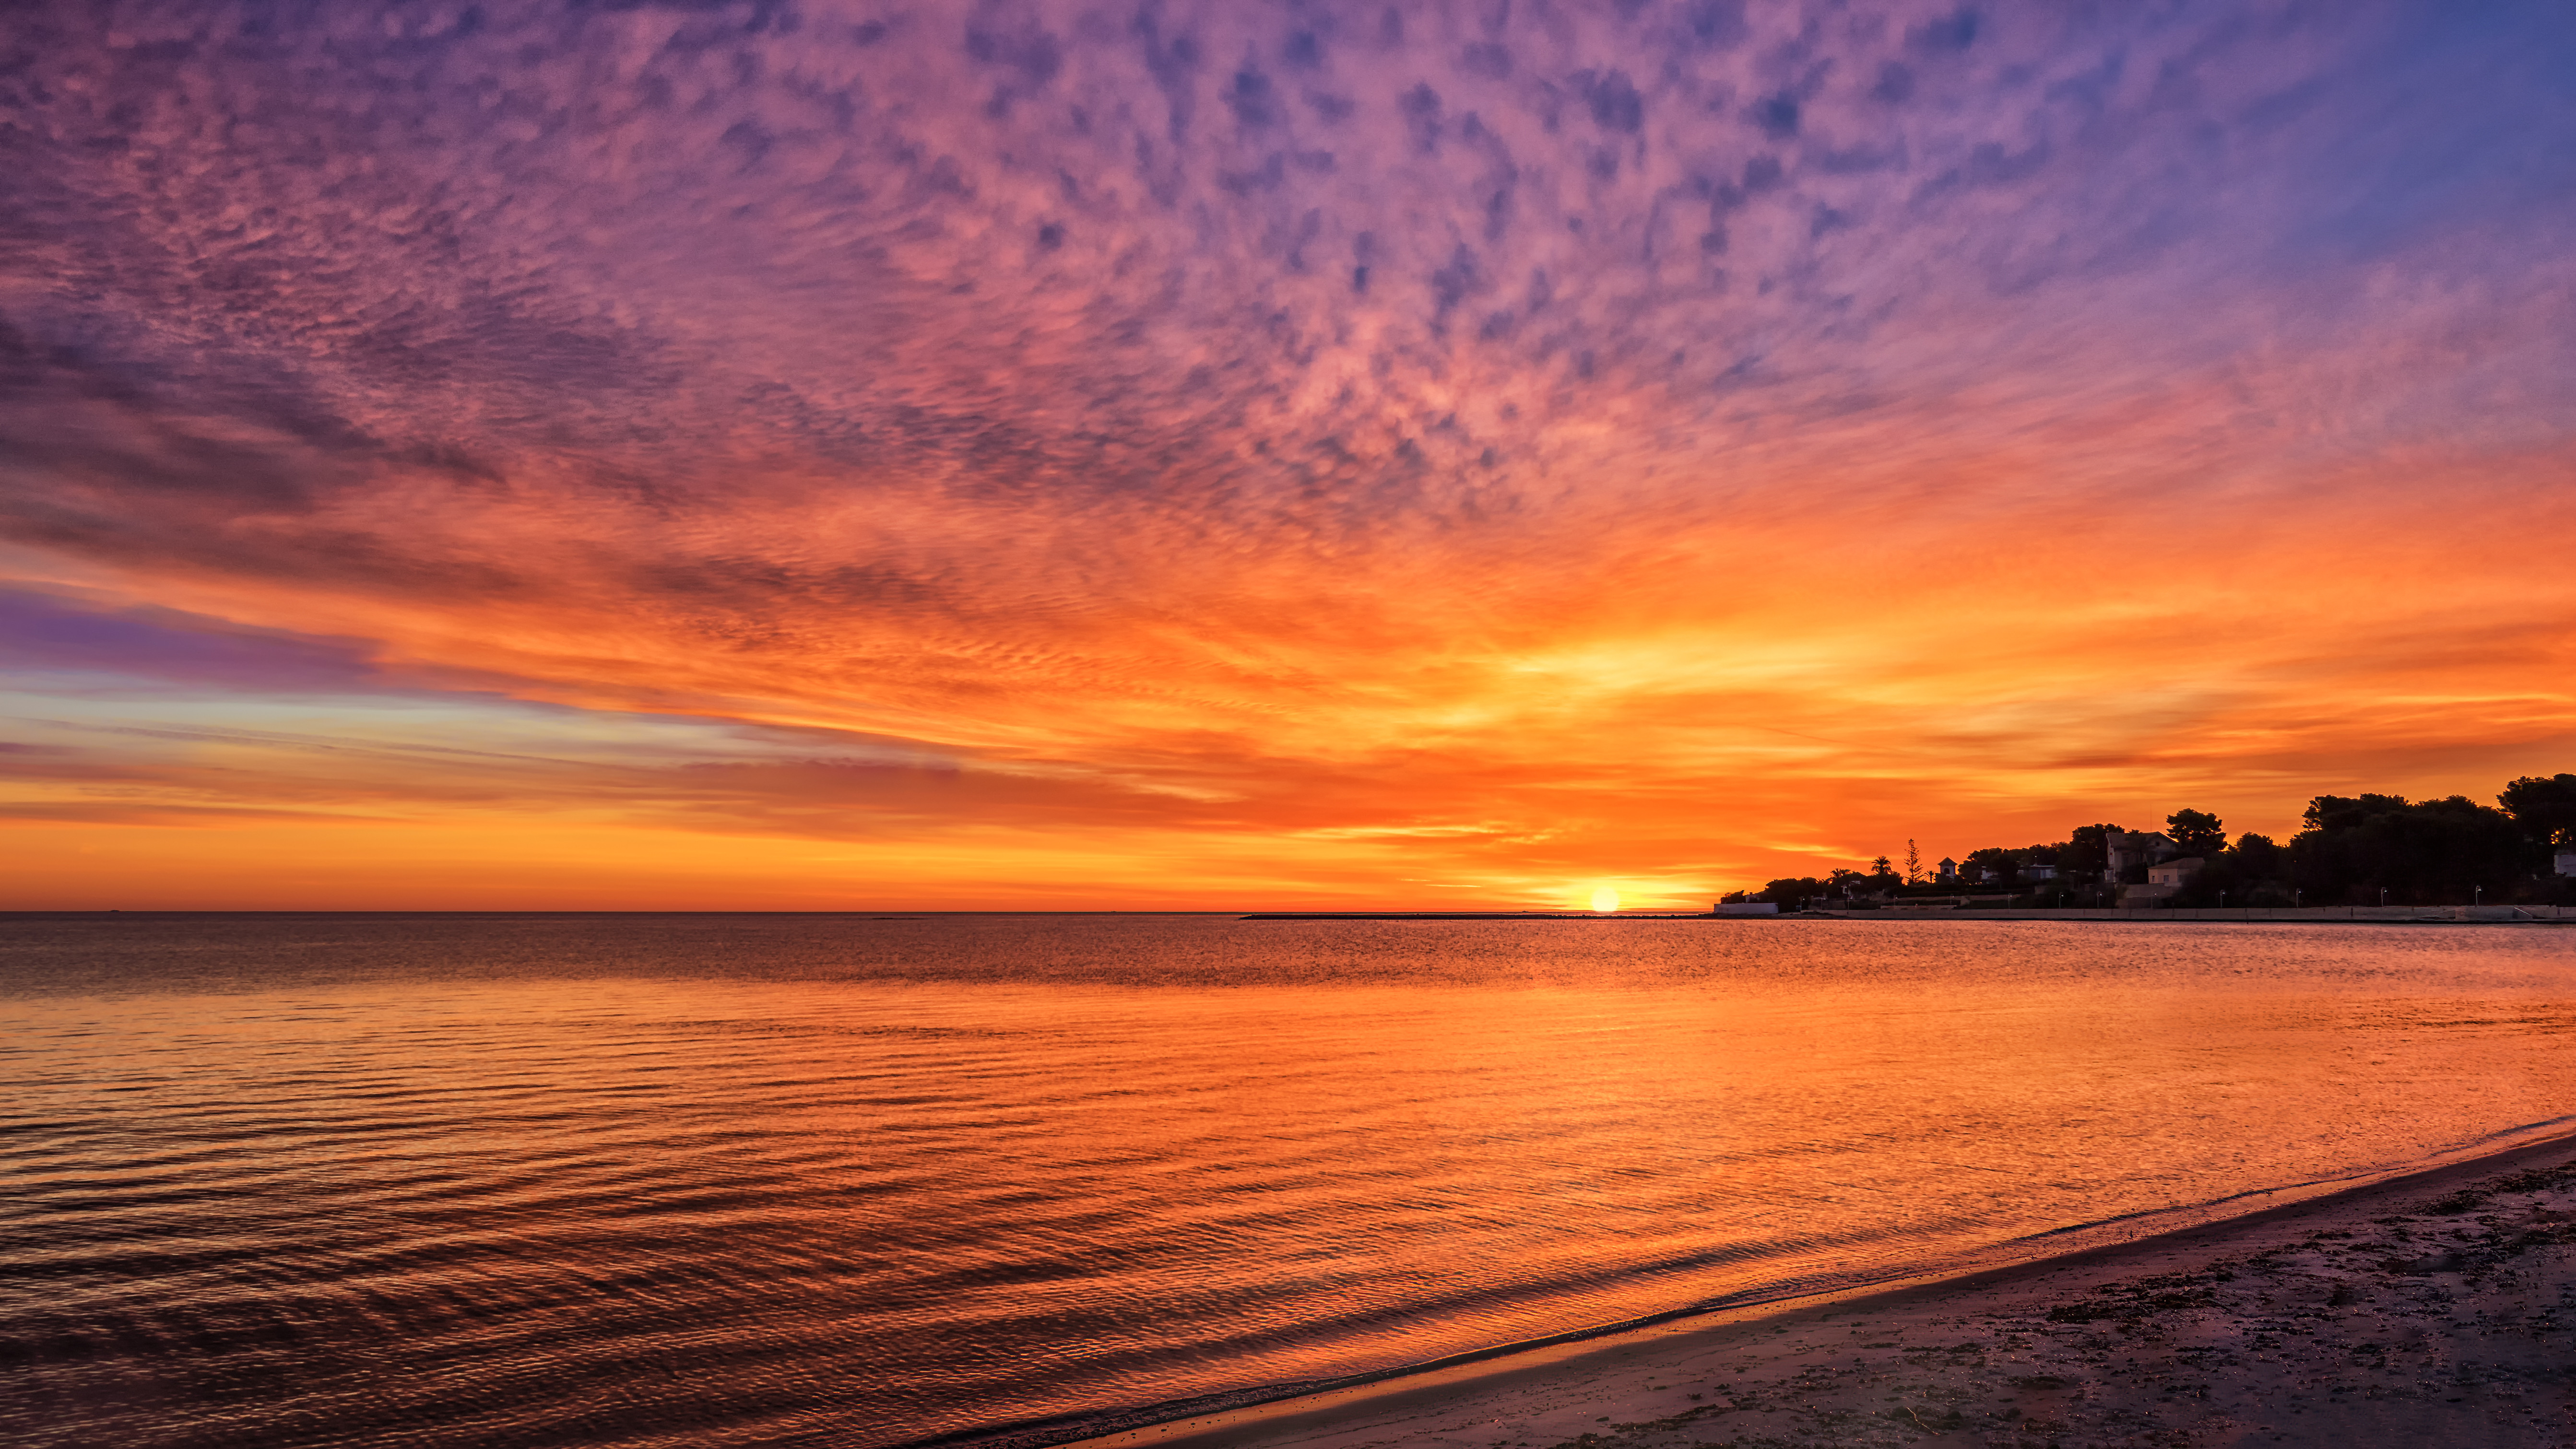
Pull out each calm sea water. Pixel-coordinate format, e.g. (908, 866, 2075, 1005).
(2, 914, 2571, 1448)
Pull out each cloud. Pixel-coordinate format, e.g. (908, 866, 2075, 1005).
(3, 0, 2575, 903)
(0, 588, 393, 694)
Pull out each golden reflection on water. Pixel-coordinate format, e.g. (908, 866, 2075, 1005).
(0, 915, 2569, 1447)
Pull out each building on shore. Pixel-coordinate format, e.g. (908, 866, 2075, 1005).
(2147, 857, 2205, 888)
(2558, 849, 2576, 877)
(2106, 829, 2182, 878)
(2115, 856, 2206, 906)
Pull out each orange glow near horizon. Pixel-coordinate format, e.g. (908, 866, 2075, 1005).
(9, 436, 2569, 911)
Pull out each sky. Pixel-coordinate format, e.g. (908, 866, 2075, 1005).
(4, 0, 2574, 910)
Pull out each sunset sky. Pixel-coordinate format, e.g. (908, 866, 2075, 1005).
(5, 0, 2574, 909)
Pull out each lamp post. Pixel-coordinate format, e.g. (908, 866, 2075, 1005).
(2380, 887, 2388, 907)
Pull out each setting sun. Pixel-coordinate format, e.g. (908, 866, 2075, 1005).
(1590, 888, 1620, 914)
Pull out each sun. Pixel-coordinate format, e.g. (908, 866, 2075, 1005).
(1590, 886, 1620, 914)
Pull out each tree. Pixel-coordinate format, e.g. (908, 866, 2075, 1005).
(1753, 877, 1826, 909)
(2060, 824, 2123, 878)
(2500, 773, 2576, 847)
(2173, 832, 2291, 907)
(2289, 794, 2531, 905)
(1962, 846, 2021, 885)
(2165, 808, 2225, 858)
(1903, 839, 1923, 884)
(2230, 832, 2284, 879)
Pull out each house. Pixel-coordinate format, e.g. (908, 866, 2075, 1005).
(2147, 857, 2204, 888)
(2557, 850, 2576, 878)
(2105, 829, 2181, 878)
(1936, 857, 1959, 881)
(2022, 863, 2060, 882)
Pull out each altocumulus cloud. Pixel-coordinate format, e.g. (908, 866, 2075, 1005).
(4, 0, 2576, 902)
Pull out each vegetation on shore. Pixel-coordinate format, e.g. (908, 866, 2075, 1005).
(1728, 773, 2576, 910)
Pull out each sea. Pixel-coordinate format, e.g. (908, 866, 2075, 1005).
(2, 913, 2571, 1448)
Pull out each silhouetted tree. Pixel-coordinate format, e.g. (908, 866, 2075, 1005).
(1755, 876, 1827, 909)
(2174, 831, 2291, 907)
(2288, 794, 2530, 905)
(2230, 831, 2284, 879)
(1904, 839, 1923, 884)
(2500, 774, 2576, 847)
(1962, 847, 2021, 885)
(2165, 808, 2226, 858)
(1929, 771, 2571, 909)
(2060, 824, 2122, 879)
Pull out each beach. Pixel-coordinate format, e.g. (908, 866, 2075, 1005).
(1086, 1134, 2576, 1449)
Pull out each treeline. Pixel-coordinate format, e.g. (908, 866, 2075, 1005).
(1737, 773, 2576, 910)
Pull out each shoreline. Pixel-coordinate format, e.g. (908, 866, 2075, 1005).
(1244, 907, 2576, 923)
(1804, 905, 2576, 924)
(1060, 1129, 2576, 1449)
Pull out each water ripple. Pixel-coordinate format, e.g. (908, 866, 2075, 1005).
(1, 914, 2570, 1447)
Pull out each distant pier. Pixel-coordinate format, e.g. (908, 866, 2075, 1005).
(1239, 911, 1735, 920)
(1239, 905, 2573, 923)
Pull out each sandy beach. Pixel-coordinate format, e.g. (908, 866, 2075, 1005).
(1081, 1134, 2576, 1449)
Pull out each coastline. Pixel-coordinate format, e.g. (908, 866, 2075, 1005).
(1063, 1130, 2576, 1449)
(1242, 907, 2576, 923)
(1803, 905, 2576, 924)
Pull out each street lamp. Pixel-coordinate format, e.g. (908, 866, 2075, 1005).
(2380, 887, 2388, 907)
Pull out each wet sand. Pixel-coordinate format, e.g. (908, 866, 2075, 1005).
(1079, 1134, 2576, 1449)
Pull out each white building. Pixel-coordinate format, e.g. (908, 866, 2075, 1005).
(2556, 850, 2576, 877)
(2147, 857, 2204, 888)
